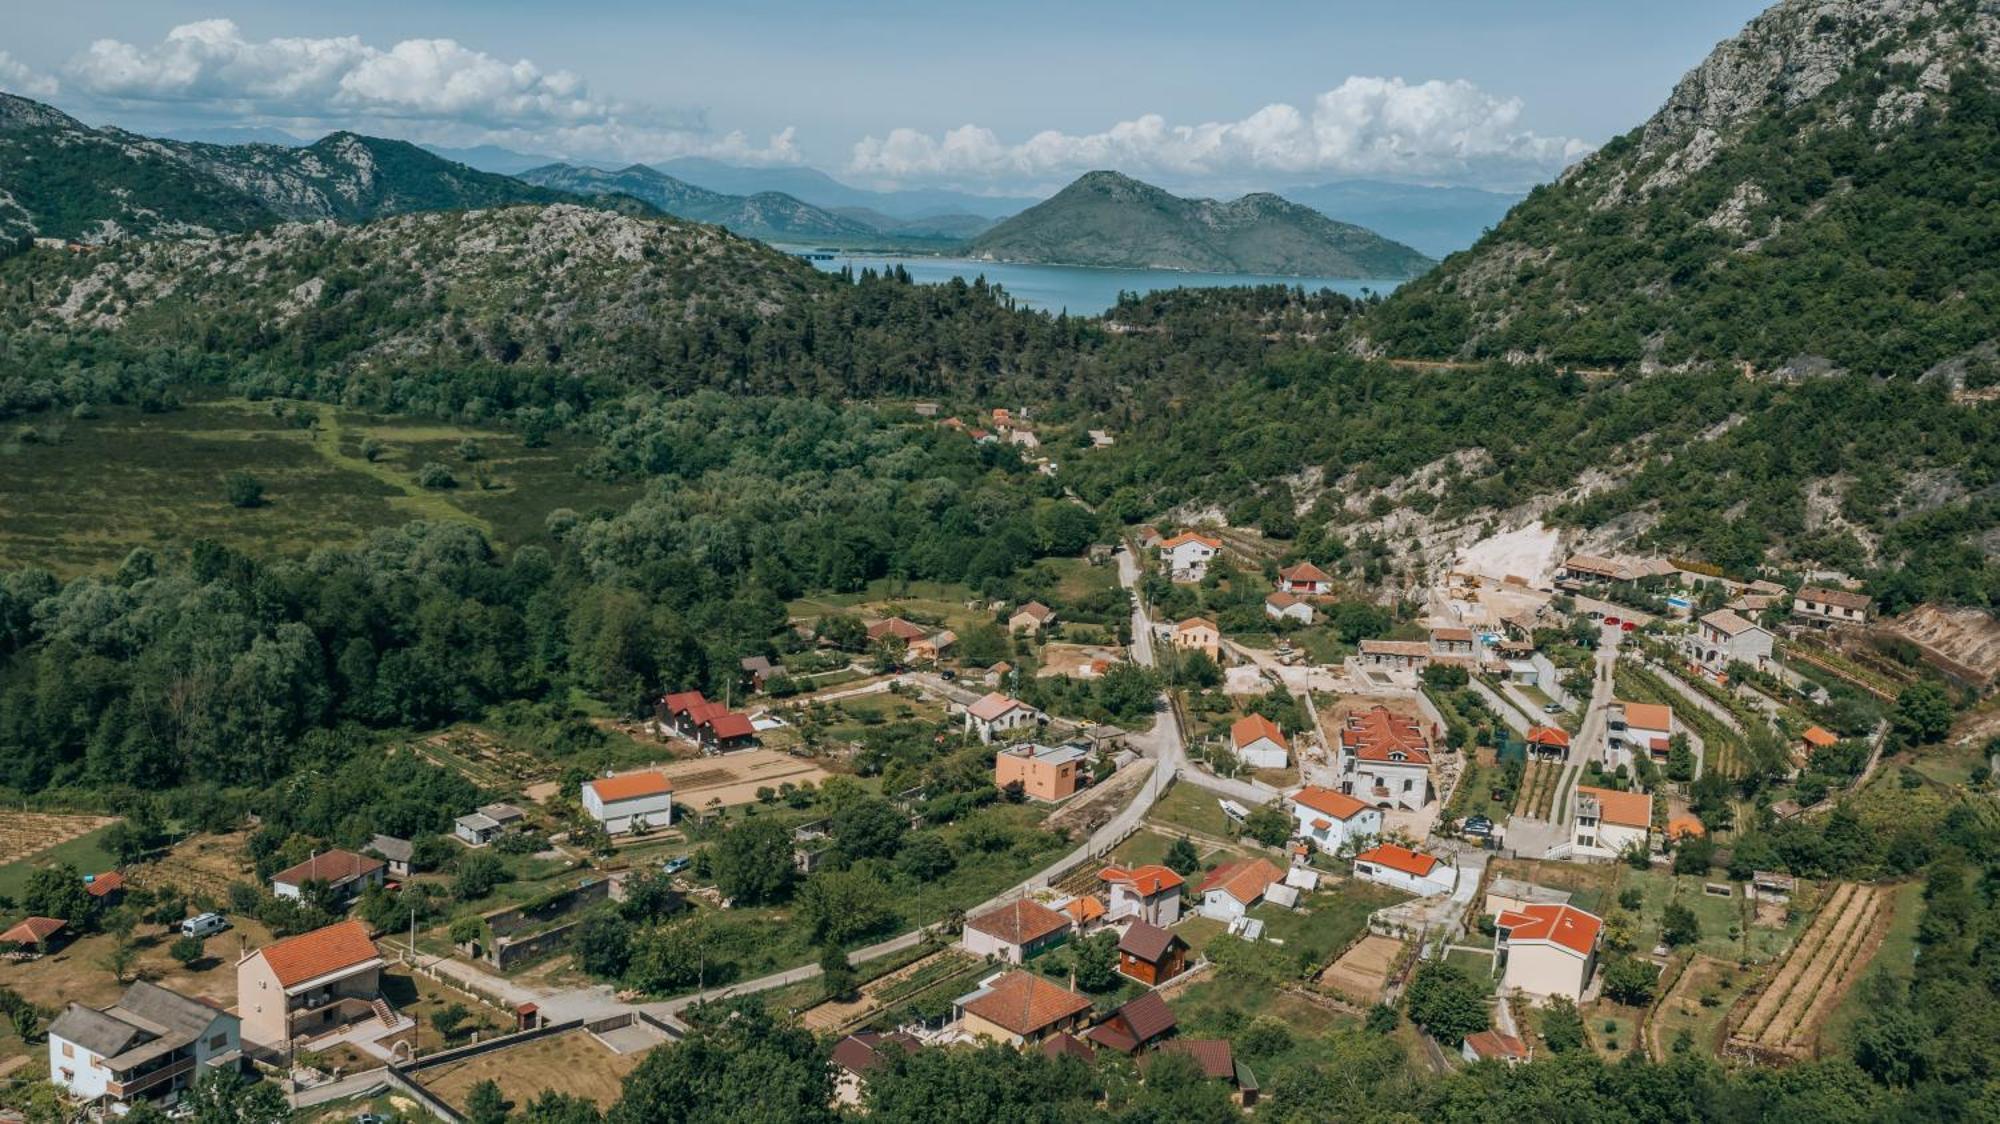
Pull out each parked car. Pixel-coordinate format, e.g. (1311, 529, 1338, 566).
(1462, 816, 1494, 838)
(1621, 621, 1638, 632)
(1603, 616, 1621, 626)
(1543, 702, 1565, 714)
(662, 856, 691, 875)
(180, 912, 229, 939)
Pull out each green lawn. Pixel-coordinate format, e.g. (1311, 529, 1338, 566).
(1444, 947, 1497, 979)
(1146, 781, 1243, 839)
(1619, 870, 1805, 964)
(0, 822, 122, 899)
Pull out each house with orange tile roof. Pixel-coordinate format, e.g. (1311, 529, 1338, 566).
(47, 981, 239, 1108)
(1352, 843, 1457, 897)
(1195, 858, 1285, 922)
(0, 916, 68, 958)
(1159, 532, 1222, 582)
(1795, 724, 1839, 770)
(1009, 601, 1058, 634)
(1336, 706, 1435, 811)
(270, 850, 385, 905)
(1462, 1030, 1531, 1065)
(963, 692, 1044, 743)
(1171, 617, 1221, 662)
(582, 770, 674, 835)
(962, 899, 1073, 964)
(1059, 895, 1107, 930)
(1496, 903, 1603, 1003)
(1264, 591, 1316, 625)
(1570, 785, 1652, 859)
(1525, 725, 1571, 759)
(866, 617, 929, 644)
(1275, 561, 1333, 595)
(1285, 786, 1382, 856)
(236, 918, 398, 1052)
(955, 971, 1092, 1045)
(1098, 865, 1184, 927)
(1605, 700, 1674, 771)
(1228, 713, 1290, 769)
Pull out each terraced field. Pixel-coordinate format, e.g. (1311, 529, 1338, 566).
(1725, 882, 1894, 1063)
(1513, 760, 1562, 819)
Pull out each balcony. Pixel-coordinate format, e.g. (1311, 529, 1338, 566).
(107, 1055, 194, 1099)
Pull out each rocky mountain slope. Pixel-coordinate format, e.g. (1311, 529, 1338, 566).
(515, 163, 878, 242)
(966, 171, 1435, 278)
(0, 92, 592, 242)
(1366, 0, 2000, 376)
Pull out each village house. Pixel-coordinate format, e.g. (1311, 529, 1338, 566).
(453, 802, 527, 847)
(1098, 865, 1185, 927)
(1429, 627, 1478, 661)
(830, 1031, 919, 1106)
(1336, 707, 1435, 811)
(1172, 617, 1222, 662)
(1357, 639, 1431, 672)
(1114, 922, 1190, 987)
(658, 690, 709, 734)
(1275, 561, 1334, 595)
(1796, 724, 1840, 771)
(85, 871, 125, 908)
(364, 835, 413, 880)
(1196, 857, 1285, 922)
(1159, 532, 1222, 582)
(236, 919, 396, 1053)
(1286, 786, 1382, 856)
(48, 981, 240, 1111)
(1793, 586, 1872, 627)
(1010, 601, 1058, 634)
(984, 661, 1015, 688)
(1606, 701, 1674, 771)
(582, 770, 674, 835)
(994, 742, 1087, 802)
(1147, 1040, 1255, 1106)
(698, 711, 759, 750)
(0, 916, 69, 959)
(1692, 609, 1775, 676)
(1525, 725, 1571, 761)
(1570, 785, 1652, 859)
(964, 692, 1044, 743)
(1084, 991, 1178, 1054)
(1061, 894, 1107, 931)
(1229, 713, 1291, 769)
(1496, 903, 1603, 1004)
(962, 899, 1073, 964)
(1134, 526, 1164, 549)
(1264, 591, 1316, 624)
(1462, 1031, 1531, 1065)
(270, 850, 385, 905)
(866, 617, 930, 645)
(1352, 843, 1457, 897)
(739, 656, 775, 692)
(1088, 429, 1115, 448)
(956, 972, 1092, 1046)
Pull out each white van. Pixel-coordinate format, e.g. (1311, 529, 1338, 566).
(180, 912, 229, 939)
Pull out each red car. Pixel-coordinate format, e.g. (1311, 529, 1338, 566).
(1603, 616, 1621, 626)
(1621, 621, 1638, 632)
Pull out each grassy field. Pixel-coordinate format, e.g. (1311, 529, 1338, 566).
(1823, 880, 1925, 1050)
(414, 1029, 642, 1110)
(1145, 781, 1244, 839)
(1621, 870, 1810, 964)
(0, 398, 637, 574)
(786, 579, 989, 635)
(0, 820, 121, 899)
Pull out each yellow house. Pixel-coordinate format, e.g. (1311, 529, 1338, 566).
(1172, 617, 1221, 662)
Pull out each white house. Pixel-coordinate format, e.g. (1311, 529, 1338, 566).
(1351, 843, 1457, 897)
(1229, 713, 1291, 769)
(1496, 903, 1603, 1003)
(1158, 532, 1222, 582)
(961, 899, 1072, 964)
(1264, 591, 1315, 624)
(1286, 786, 1382, 856)
(1195, 858, 1284, 922)
(453, 802, 526, 847)
(1605, 701, 1674, 771)
(1337, 707, 1434, 811)
(1274, 561, 1334, 595)
(1570, 785, 1652, 859)
(1097, 865, 1184, 927)
(1792, 586, 1871, 627)
(582, 770, 675, 835)
(963, 693, 1043, 743)
(1691, 609, 1774, 676)
(49, 982, 240, 1110)
(269, 850, 385, 904)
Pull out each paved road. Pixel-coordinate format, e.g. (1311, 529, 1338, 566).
(1467, 677, 1532, 736)
(1559, 625, 1625, 824)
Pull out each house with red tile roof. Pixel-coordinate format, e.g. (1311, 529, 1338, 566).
(956, 971, 1092, 1045)
(1352, 843, 1457, 897)
(1525, 725, 1571, 758)
(697, 711, 757, 751)
(963, 692, 1043, 743)
(962, 899, 1073, 964)
(1275, 561, 1333, 595)
(1098, 865, 1184, 927)
(1336, 706, 1435, 811)
(1158, 532, 1222, 582)
(0, 916, 68, 958)
(1009, 601, 1058, 634)
(1462, 1030, 1531, 1064)
(1606, 700, 1674, 771)
(1496, 903, 1603, 1003)
(270, 850, 386, 905)
(657, 690, 708, 730)
(1229, 713, 1290, 769)
(1570, 785, 1652, 859)
(1196, 858, 1284, 922)
(1264, 590, 1315, 625)
(236, 918, 393, 1051)
(1795, 724, 1839, 770)
(582, 770, 674, 835)
(1285, 786, 1383, 856)
(866, 617, 929, 644)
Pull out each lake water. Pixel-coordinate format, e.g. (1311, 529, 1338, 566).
(782, 246, 1402, 316)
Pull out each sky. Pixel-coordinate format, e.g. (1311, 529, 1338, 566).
(0, 0, 1773, 195)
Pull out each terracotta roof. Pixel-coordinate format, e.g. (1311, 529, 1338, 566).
(1116, 920, 1183, 963)
(1289, 785, 1370, 821)
(1340, 707, 1433, 764)
(1799, 586, 1872, 611)
(587, 770, 673, 802)
(1359, 639, 1432, 658)
(1430, 627, 1475, 643)
(967, 692, 1030, 722)
(1266, 591, 1305, 609)
(1197, 857, 1284, 906)
(662, 690, 706, 715)
(1278, 561, 1332, 582)
(1040, 1032, 1096, 1063)
(1014, 601, 1056, 622)
(1230, 713, 1290, 753)
(966, 899, 1071, 947)
(1562, 554, 1634, 581)
(1, 916, 66, 944)
(1175, 616, 1218, 634)
(830, 1030, 919, 1075)
(1802, 725, 1839, 748)
(86, 871, 125, 898)
(1151, 1039, 1235, 1080)
(960, 972, 1091, 1037)
(1700, 609, 1762, 637)
(255, 919, 380, 989)
(1496, 903, 1602, 958)
(1098, 864, 1183, 897)
(1574, 785, 1651, 829)
(1617, 701, 1673, 732)
(1160, 532, 1222, 551)
(686, 700, 729, 726)
(1354, 843, 1441, 879)
(1667, 815, 1706, 840)
(1526, 726, 1571, 748)
(270, 849, 385, 889)
(867, 617, 929, 642)
(1062, 896, 1107, 925)
(703, 713, 756, 739)
(1464, 1030, 1530, 1061)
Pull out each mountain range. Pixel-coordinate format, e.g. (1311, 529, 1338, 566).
(967, 171, 1435, 279)
(516, 162, 884, 244)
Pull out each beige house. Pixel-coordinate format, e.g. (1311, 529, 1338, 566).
(964, 693, 1043, 743)
(956, 972, 1092, 1046)
(1691, 609, 1774, 676)
(1496, 904, 1602, 1003)
(1172, 617, 1221, 662)
(1009, 602, 1058, 634)
(1570, 786, 1652, 859)
(236, 919, 393, 1053)
(1793, 586, 1872, 627)
(961, 899, 1073, 964)
(1357, 639, 1430, 671)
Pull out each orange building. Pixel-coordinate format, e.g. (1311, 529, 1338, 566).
(994, 742, 1088, 802)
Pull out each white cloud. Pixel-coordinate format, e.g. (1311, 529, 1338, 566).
(61, 20, 799, 164)
(0, 51, 61, 99)
(849, 76, 1591, 189)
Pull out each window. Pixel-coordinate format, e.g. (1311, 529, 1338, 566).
(61, 1043, 73, 1058)
(209, 1034, 229, 1049)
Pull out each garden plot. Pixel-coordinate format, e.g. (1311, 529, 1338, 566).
(0, 812, 118, 867)
(1725, 882, 1894, 1063)
(1316, 934, 1404, 1006)
(1512, 760, 1562, 820)
(661, 749, 833, 811)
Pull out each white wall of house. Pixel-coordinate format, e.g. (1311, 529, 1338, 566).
(1501, 942, 1594, 1003)
(583, 789, 674, 835)
(1106, 886, 1181, 928)
(47, 1033, 111, 1102)
(1198, 891, 1253, 923)
(1343, 759, 1431, 811)
(1235, 735, 1288, 770)
(960, 927, 1022, 964)
(1570, 817, 1648, 859)
(1353, 859, 1457, 898)
(1287, 804, 1381, 856)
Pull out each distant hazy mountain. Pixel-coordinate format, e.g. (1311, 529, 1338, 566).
(967, 171, 1434, 279)
(1275, 180, 1523, 259)
(653, 157, 1037, 221)
(422, 143, 580, 176)
(0, 92, 591, 241)
(829, 206, 995, 241)
(160, 124, 310, 148)
(516, 163, 880, 243)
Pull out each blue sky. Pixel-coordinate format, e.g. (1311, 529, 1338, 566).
(1, 0, 1772, 193)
